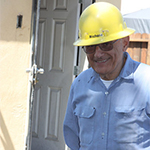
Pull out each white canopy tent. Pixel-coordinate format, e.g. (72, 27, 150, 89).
(123, 8, 150, 34)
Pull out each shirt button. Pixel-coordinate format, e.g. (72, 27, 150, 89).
(101, 133, 105, 139)
(105, 91, 109, 95)
(103, 112, 106, 116)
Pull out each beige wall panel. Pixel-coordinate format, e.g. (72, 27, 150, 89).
(0, 0, 32, 150)
(0, 42, 30, 150)
(0, 0, 32, 42)
(96, 0, 121, 9)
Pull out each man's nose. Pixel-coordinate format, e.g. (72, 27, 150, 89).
(94, 45, 104, 57)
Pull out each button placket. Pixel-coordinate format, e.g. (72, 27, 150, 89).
(101, 90, 110, 149)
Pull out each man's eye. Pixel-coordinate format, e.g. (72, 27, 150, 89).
(87, 45, 95, 48)
(102, 42, 110, 47)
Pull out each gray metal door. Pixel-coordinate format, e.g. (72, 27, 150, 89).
(31, 0, 80, 149)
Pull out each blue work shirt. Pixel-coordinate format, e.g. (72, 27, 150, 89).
(63, 52, 150, 150)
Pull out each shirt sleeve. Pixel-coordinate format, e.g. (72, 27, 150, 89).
(63, 85, 80, 150)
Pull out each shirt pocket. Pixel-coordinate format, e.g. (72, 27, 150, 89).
(74, 106, 96, 145)
(114, 107, 148, 143)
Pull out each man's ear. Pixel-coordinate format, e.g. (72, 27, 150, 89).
(123, 36, 129, 52)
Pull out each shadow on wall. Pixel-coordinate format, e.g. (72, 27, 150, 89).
(0, 112, 15, 150)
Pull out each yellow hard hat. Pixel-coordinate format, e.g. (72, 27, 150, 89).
(73, 2, 135, 46)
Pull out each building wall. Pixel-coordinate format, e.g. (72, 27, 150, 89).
(0, 0, 32, 150)
(96, 0, 121, 9)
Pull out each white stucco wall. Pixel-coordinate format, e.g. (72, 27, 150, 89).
(0, 0, 32, 150)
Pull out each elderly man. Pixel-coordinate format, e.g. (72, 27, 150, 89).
(63, 2, 150, 150)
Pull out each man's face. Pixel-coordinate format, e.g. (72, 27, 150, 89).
(86, 37, 129, 80)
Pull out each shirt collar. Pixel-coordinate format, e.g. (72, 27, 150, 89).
(119, 52, 140, 79)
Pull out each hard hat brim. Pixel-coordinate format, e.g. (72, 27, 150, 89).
(73, 27, 135, 46)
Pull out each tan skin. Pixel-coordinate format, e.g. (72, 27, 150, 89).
(86, 36, 129, 80)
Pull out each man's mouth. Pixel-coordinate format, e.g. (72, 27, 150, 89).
(95, 58, 109, 63)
